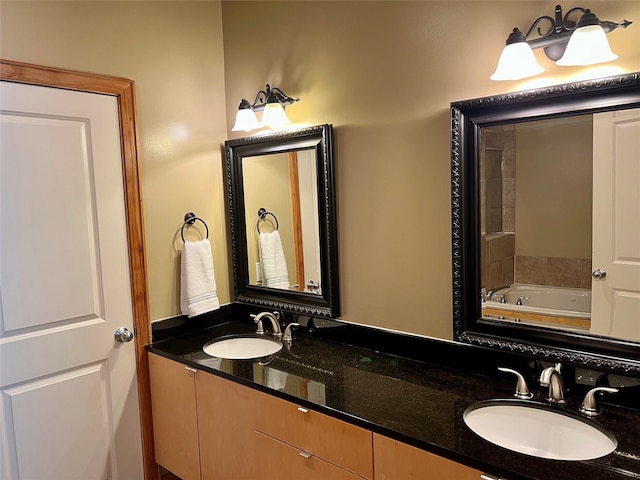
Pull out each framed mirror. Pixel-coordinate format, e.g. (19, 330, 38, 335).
(225, 124, 340, 317)
(451, 72, 640, 373)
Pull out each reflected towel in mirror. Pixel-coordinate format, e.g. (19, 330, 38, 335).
(266, 368, 288, 390)
(259, 231, 289, 289)
(180, 239, 220, 317)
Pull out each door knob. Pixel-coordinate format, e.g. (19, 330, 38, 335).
(115, 327, 134, 342)
(592, 268, 607, 279)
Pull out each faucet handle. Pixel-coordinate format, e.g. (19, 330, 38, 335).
(580, 387, 619, 416)
(251, 314, 266, 335)
(498, 367, 534, 399)
(283, 323, 300, 343)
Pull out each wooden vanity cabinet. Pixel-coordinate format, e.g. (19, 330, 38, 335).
(149, 354, 487, 480)
(254, 390, 374, 480)
(373, 434, 483, 480)
(195, 368, 257, 480)
(149, 353, 258, 480)
(149, 353, 201, 480)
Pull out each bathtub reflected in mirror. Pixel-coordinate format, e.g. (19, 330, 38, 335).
(483, 285, 591, 333)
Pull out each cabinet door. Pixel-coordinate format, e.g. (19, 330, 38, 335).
(373, 434, 482, 480)
(196, 372, 258, 480)
(255, 391, 373, 479)
(255, 431, 365, 480)
(149, 353, 201, 480)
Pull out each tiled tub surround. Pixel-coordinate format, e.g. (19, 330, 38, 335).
(148, 317, 640, 480)
(482, 233, 515, 292)
(516, 255, 593, 290)
(482, 234, 592, 294)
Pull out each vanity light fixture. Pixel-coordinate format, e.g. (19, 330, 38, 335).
(231, 84, 300, 132)
(491, 4, 632, 81)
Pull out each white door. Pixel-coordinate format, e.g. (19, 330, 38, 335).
(297, 150, 321, 293)
(0, 81, 144, 479)
(591, 108, 640, 341)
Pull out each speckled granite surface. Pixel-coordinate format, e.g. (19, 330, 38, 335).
(148, 320, 640, 480)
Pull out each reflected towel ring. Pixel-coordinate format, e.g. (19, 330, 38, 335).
(256, 208, 279, 233)
(181, 212, 209, 242)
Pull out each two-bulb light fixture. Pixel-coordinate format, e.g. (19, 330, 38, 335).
(491, 4, 632, 81)
(232, 84, 300, 132)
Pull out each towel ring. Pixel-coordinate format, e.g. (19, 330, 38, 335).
(181, 212, 209, 242)
(256, 208, 279, 233)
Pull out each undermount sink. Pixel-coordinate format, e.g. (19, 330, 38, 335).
(463, 400, 617, 461)
(203, 335, 282, 360)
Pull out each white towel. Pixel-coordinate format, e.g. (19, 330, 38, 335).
(180, 239, 220, 317)
(258, 230, 290, 289)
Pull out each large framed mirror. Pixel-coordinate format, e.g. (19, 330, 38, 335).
(451, 72, 640, 373)
(225, 124, 340, 317)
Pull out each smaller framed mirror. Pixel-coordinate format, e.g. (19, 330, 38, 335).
(225, 124, 340, 317)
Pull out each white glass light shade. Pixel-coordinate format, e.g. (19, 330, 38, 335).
(491, 42, 544, 81)
(556, 25, 618, 66)
(232, 108, 260, 132)
(260, 102, 291, 128)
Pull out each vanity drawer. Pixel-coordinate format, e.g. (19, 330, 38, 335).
(373, 433, 483, 480)
(255, 431, 367, 480)
(255, 392, 373, 479)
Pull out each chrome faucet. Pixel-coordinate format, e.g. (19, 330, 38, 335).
(253, 311, 282, 339)
(516, 296, 529, 306)
(539, 363, 566, 404)
(486, 286, 510, 300)
(493, 294, 507, 304)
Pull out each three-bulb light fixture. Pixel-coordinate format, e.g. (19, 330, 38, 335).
(232, 84, 300, 132)
(491, 4, 632, 81)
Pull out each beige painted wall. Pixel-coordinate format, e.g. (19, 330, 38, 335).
(221, 1, 640, 339)
(0, 1, 231, 321)
(515, 116, 593, 259)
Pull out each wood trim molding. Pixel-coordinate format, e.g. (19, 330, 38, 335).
(288, 151, 305, 290)
(1, 59, 157, 480)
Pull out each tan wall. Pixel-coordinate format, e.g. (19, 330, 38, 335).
(0, 1, 231, 321)
(515, 116, 593, 259)
(222, 1, 640, 339)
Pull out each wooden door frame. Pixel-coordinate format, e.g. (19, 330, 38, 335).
(1, 59, 156, 480)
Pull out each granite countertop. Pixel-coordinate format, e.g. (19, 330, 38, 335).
(148, 320, 640, 480)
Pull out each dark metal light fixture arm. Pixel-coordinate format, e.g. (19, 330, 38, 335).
(268, 85, 300, 107)
(514, 5, 633, 61)
(601, 19, 633, 34)
(248, 89, 269, 111)
(241, 84, 299, 112)
(524, 15, 556, 39)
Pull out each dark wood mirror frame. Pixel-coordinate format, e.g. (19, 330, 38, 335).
(451, 72, 640, 374)
(225, 124, 340, 317)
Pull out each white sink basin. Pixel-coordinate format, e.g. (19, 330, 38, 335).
(463, 400, 617, 460)
(203, 335, 282, 360)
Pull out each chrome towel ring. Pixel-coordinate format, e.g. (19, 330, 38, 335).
(181, 212, 209, 242)
(256, 208, 279, 233)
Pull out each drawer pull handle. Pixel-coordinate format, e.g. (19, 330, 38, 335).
(297, 407, 309, 413)
(299, 451, 312, 459)
(185, 367, 197, 373)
